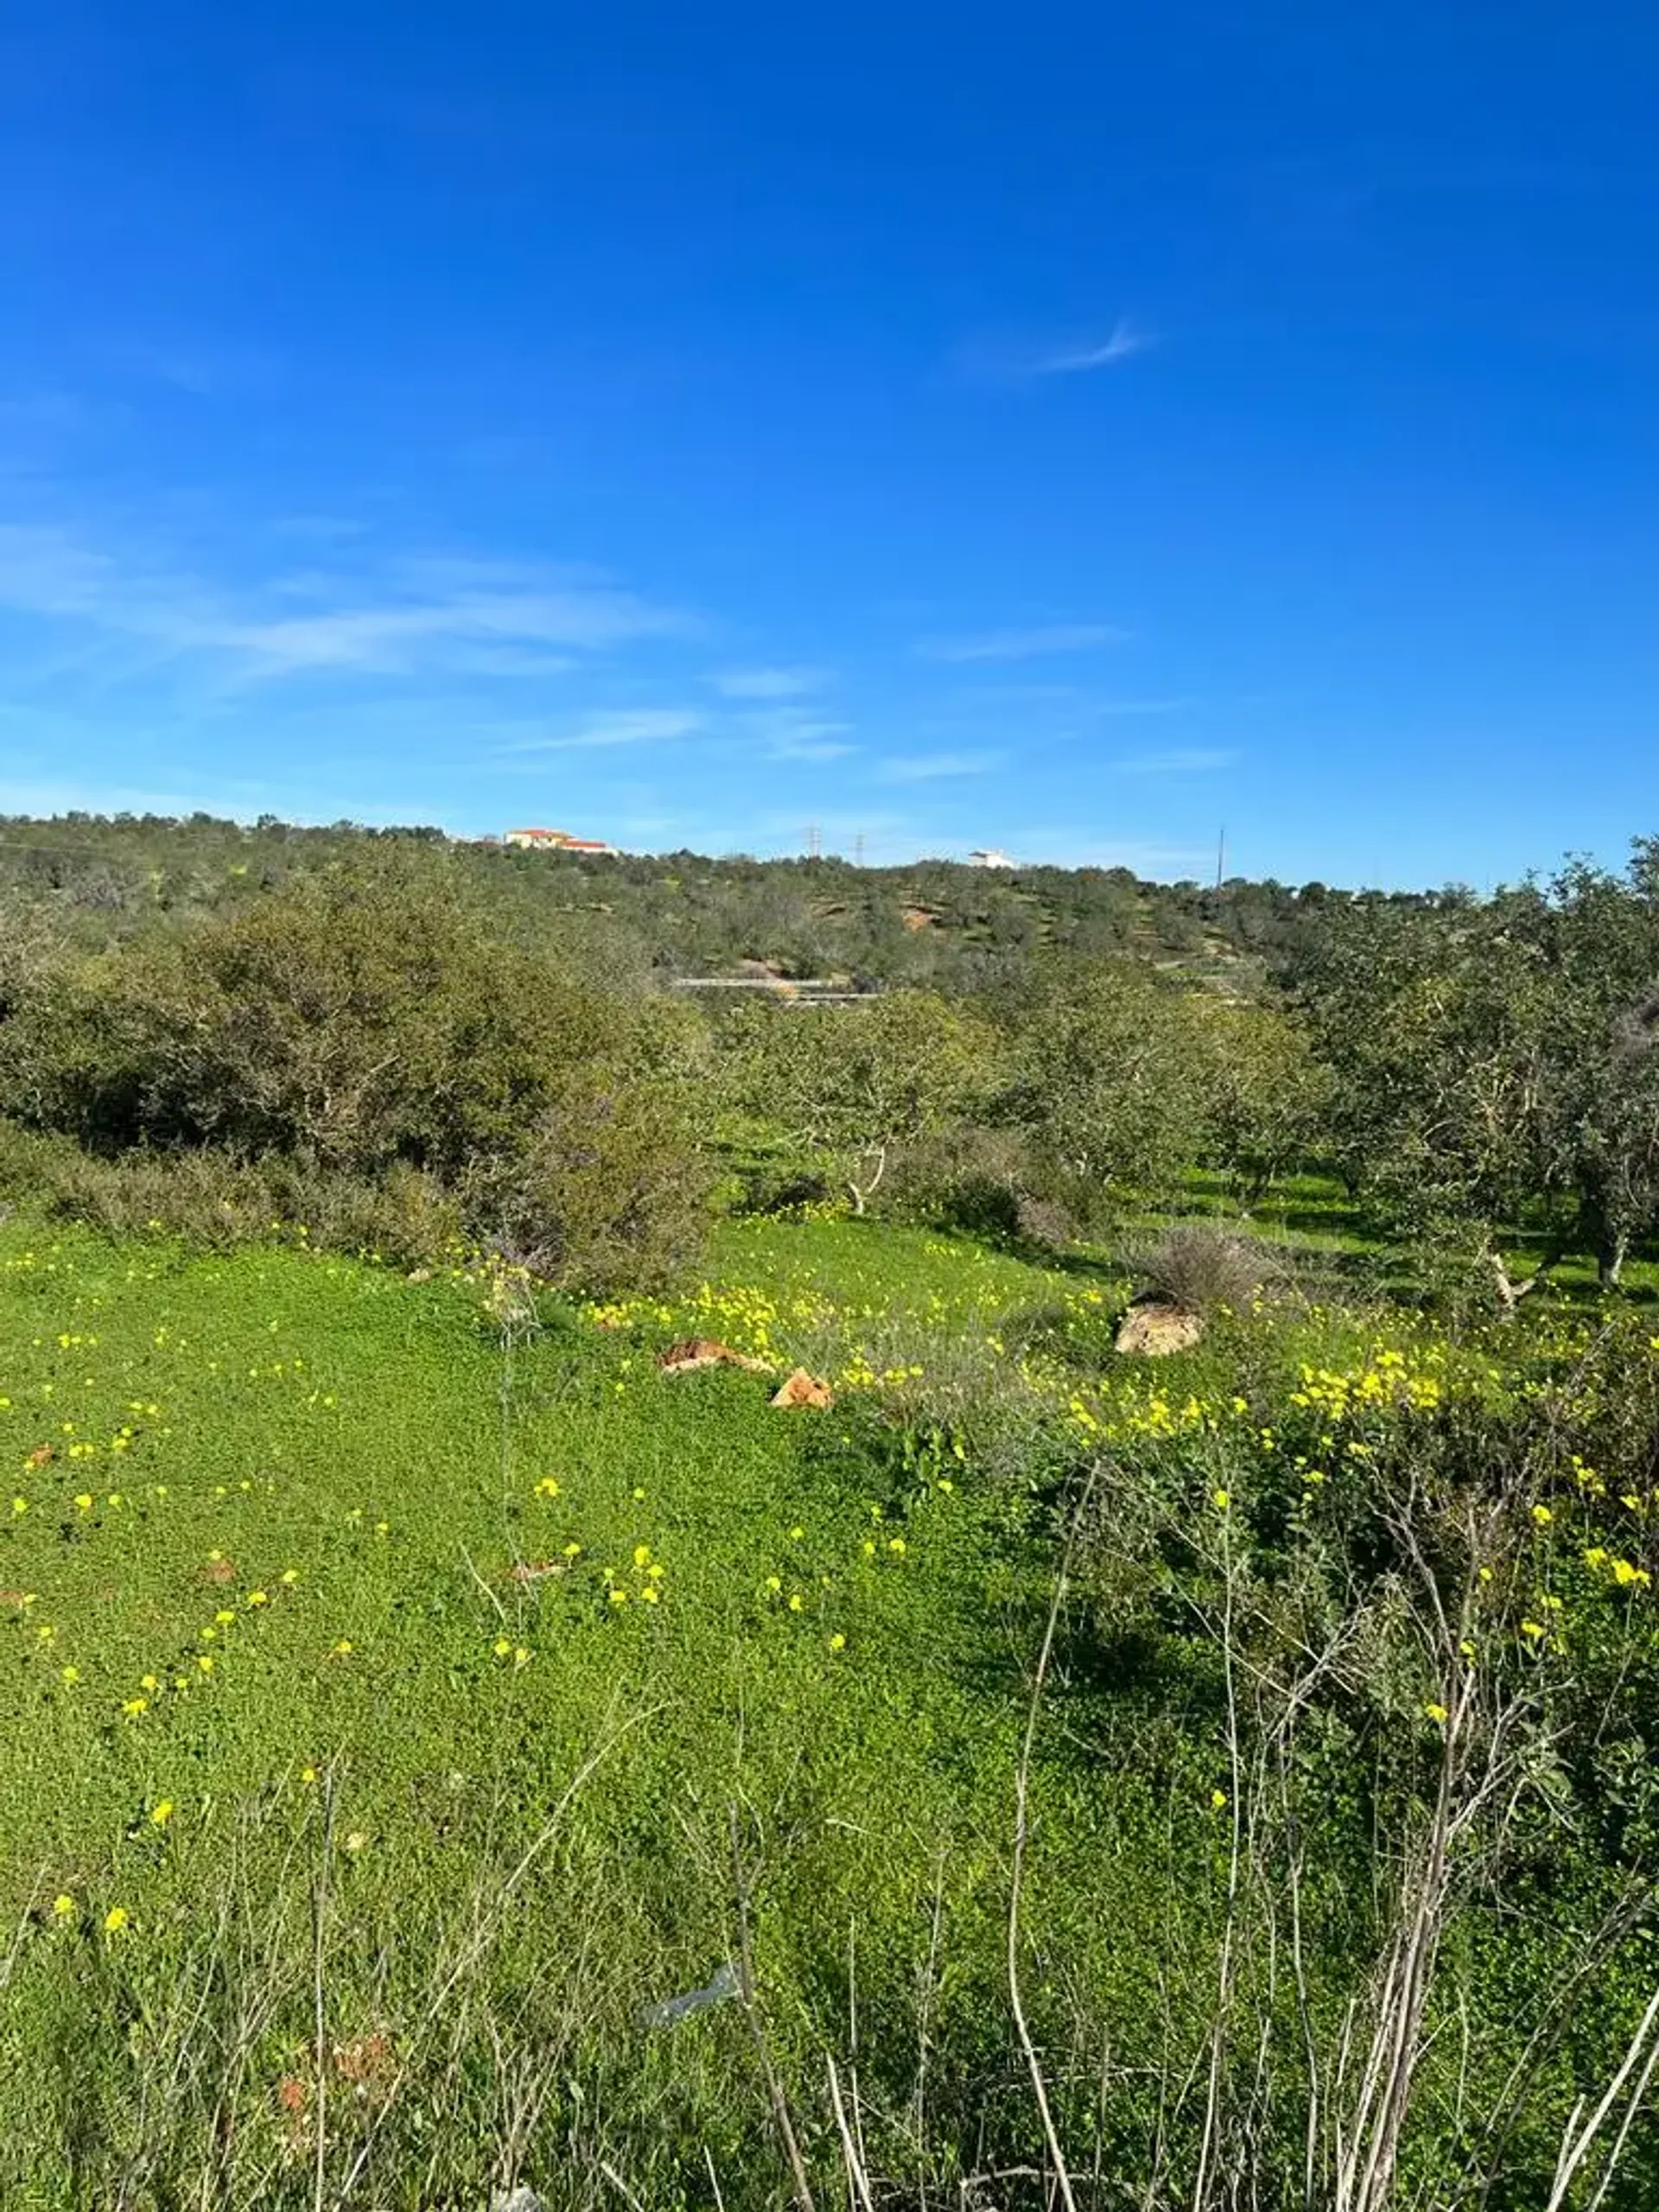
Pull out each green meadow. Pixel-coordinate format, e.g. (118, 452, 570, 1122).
(5, 1210, 1659, 2209)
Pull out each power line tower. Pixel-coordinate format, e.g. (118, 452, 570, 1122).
(804, 823, 822, 859)
(852, 832, 865, 868)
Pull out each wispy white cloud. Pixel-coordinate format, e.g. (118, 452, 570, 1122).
(738, 705, 856, 761)
(111, 337, 282, 400)
(1110, 747, 1236, 774)
(501, 708, 707, 753)
(0, 523, 697, 682)
(1032, 318, 1155, 375)
(223, 593, 667, 677)
(712, 665, 826, 700)
(764, 725, 855, 762)
(917, 622, 1125, 663)
(876, 749, 1007, 783)
(954, 317, 1155, 384)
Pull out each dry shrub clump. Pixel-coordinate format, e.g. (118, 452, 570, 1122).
(1128, 1222, 1294, 1314)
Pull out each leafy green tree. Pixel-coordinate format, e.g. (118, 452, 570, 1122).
(718, 988, 997, 1211)
(995, 960, 1217, 1217)
(1288, 847, 1659, 1284)
(1529, 852, 1659, 1284)
(1288, 893, 1554, 1242)
(1189, 996, 1332, 1198)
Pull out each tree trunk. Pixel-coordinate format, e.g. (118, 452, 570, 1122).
(1599, 1231, 1629, 1291)
(846, 1142, 887, 1217)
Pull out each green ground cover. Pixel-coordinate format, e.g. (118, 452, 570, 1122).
(3, 1213, 1659, 2208)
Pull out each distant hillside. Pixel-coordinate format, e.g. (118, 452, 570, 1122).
(0, 810, 1446, 989)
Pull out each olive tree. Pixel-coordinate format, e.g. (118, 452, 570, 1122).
(995, 960, 1217, 1218)
(1288, 846, 1659, 1287)
(718, 988, 997, 1211)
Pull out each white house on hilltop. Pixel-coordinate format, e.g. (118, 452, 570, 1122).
(505, 827, 616, 854)
(967, 847, 1014, 869)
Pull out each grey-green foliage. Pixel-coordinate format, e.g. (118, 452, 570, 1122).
(1191, 995, 1333, 1197)
(715, 988, 1001, 1210)
(0, 848, 713, 1289)
(1290, 845, 1659, 1281)
(994, 960, 1218, 1217)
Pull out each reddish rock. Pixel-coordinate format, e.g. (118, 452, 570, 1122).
(658, 1338, 772, 1376)
(770, 1369, 835, 1410)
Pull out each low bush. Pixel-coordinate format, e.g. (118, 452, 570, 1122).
(880, 1124, 1033, 1240)
(0, 1119, 466, 1267)
(0, 850, 713, 1290)
(1128, 1220, 1294, 1313)
(460, 1072, 715, 1295)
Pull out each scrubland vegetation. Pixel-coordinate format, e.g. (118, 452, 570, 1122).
(5, 815, 1659, 2208)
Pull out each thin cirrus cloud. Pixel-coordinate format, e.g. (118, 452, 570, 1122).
(0, 522, 697, 683)
(956, 316, 1154, 383)
(1032, 318, 1155, 376)
(218, 561, 696, 679)
(711, 665, 825, 700)
(737, 704, 856, 761)
(499, 709, 707, 753)
(759, 721, 856, 762)
(876, 749, 1006, 783)
(916, 622, 1125, 664)
(1110, 747, 1237, 775)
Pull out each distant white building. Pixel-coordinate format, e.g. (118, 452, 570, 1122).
(967, 847, 1014, 869)
(505, 827, 615, 854)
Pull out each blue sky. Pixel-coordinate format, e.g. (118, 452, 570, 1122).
(3, 2, 1659, 884)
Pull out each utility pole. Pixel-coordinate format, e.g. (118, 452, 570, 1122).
(1215, 825, 1226, 892)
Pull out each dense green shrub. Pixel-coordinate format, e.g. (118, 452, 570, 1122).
(0, 851, 712, 1287)
(877, 1123, 1033, 1240)
(459, 1069, 715, 1294)
(0, 1120, 466, 1265)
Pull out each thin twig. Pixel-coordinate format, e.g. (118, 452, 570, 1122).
(830, 2055, 876, 2212)
(731, 1802, 818, 2212)
(313, 1764, 337, 2212)
(599, 2159, 649, 2212)
(1547, 1979, 1659, 2211)
(460, 1543, 510, 1626)
(333, 1701, 652, 2205)
(1008, 1466, 1102, 2212)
